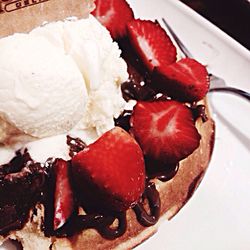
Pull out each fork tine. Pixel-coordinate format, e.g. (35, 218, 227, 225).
(161, 18, 194, 59)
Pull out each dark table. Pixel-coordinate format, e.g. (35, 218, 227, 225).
(180, 0, 250, 50)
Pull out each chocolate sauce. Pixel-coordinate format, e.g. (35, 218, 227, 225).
(98, 212, 127, 239)
(67, 135, 86, 158)
(133, 182, 161, 227)
(114, 110, 132, 132)
(155, 164, 180, 182)
(121, 81, 157, 102)
(0, 205, 23, 235)
(47, 212, 127, 240)
(190, 103, 208, 122)
(0, 150, 49, 235)
(144, 156, 180, 182)
(0, 149, 31, 177)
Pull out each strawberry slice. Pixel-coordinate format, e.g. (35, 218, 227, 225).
(92, 0, 134, 39)
(153, 58, 210, 102)
(127, 19, 177, 71)
(130, 101, 201, 164)
(71, 127, 145, 212)
(53, 159, 74, 231)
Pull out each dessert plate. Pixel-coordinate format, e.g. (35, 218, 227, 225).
(1, 0, 250, 249)
(127, 0, 250, 250)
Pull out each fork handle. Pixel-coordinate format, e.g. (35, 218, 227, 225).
(209, 87, 250, 102)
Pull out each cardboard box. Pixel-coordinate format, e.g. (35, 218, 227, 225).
(0, 0, 95, 37)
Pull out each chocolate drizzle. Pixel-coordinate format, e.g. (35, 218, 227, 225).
(0, 149, 49, 235)
(46, 212, 127, 240)
(67, 135, 87, 158)
(0, 149, 31, 177)
(133, 182, 161, 227)
(145, 156, 180, 182)
(156, 164, 180, 182)
(97, 212, 127, 239)
(190, 103, 208, 122)
(114, 110, 132, 132)
(121, 81, 157, 101)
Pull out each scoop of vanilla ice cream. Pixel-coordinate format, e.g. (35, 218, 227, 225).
(31, 15, 128, 135)
(0, 15, 128, 146)
(0, 34, 87, 144)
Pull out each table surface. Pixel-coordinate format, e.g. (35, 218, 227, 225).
(180, 0, 250, 50)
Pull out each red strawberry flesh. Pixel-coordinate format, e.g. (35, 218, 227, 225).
(92, 0, 134, 39)
(72, 127, 145, 212)
(130, 101, 201, 164)
(53, 159, 74, 231)
(153, 58, 209, 102)
(127, 19, 177, 71)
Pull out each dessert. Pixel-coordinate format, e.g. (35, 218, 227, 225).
(0, 0, 215, 249)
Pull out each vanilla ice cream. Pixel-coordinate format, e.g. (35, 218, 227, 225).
(0, 34, 87, 143)
(0, 15, 128, 162)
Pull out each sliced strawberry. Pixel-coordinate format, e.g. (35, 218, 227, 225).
(92, 0, 134, 39)
(153, 58, 209, 102)
(71, 127, 145, 212)
(53, 159, 74, 231)
(130, 101, 201, 164)
(127, 19, 177, 72)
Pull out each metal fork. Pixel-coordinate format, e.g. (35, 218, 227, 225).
(161, 18, 250, 102)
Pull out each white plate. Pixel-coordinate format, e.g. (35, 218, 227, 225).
(127, 0, 250, 250)
(1, 1, 250, 250)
